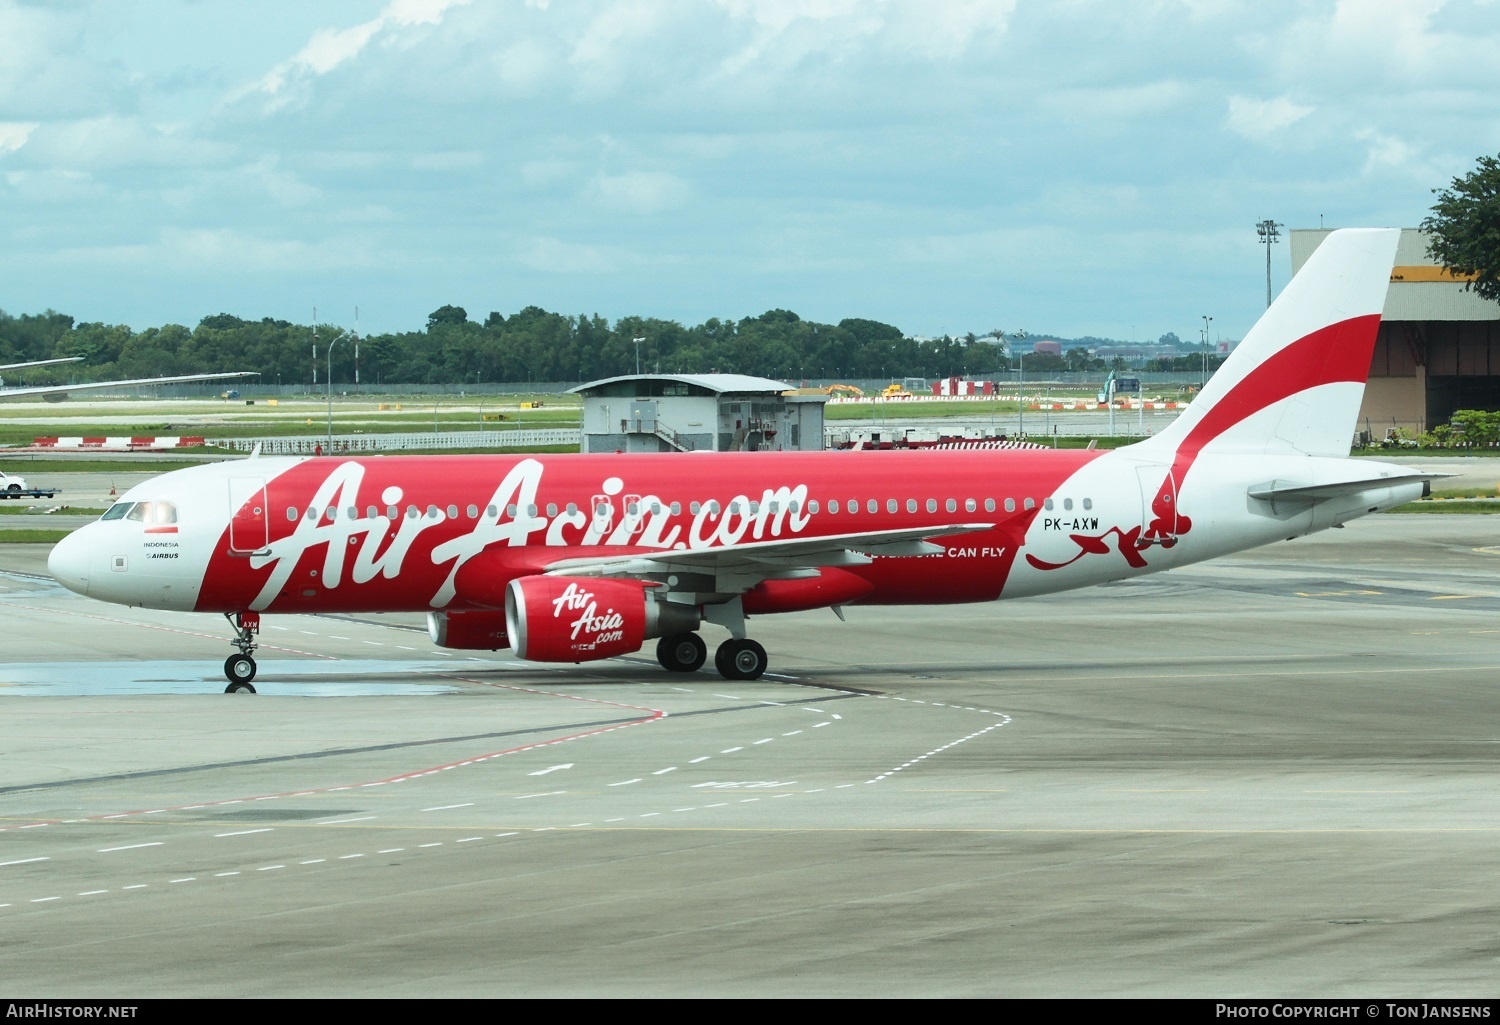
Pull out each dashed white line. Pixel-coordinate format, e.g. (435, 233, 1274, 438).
(318, 815, 376, 824)
(78, 890, 108, 897)
(422, 803, 474, 812)
(689, 756, 710, 764)
(99, 843, 163, 853)
(0, 857, 49, 867)
(215, 828, 272, 838)
(608, 779, 642, 787)
(721, 747, 743, 754)
(652, 767, 677, 775)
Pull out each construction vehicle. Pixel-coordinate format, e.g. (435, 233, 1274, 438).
(824, 384, 864, 398)
(880, 383, 913, 400)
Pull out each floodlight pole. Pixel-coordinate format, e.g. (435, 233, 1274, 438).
(1017, 352, 1024, 438)
(1256, 219, 1282, 308)
(326, 331, 345, 450)
(632, 336, 645, 376)
(1201, 315, 1213, 391)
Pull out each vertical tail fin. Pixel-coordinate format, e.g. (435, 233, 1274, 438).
(1135, 228, 1399, 458)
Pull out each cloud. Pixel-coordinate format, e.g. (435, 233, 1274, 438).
(233, 0, 474, 109)
(587, 170, 688, 215)
(518, 236, 618, 274)
(1225, 94, 1314, 141)
(0, 121, 39, 155)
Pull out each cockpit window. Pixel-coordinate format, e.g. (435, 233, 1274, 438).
(125, 500, 178, 526)
(100, 502, 133, 521)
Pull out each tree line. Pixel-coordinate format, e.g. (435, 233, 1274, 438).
(0, 305, 1126, 388)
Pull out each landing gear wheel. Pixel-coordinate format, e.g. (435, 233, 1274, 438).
(224, 654, 258, 693)
(656, 632, 707, 673)
(714, 638, 768, 681)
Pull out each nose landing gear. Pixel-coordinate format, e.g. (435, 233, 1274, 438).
(223, 611, 260, 693)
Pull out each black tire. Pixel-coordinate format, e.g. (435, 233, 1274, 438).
(714, 638, 768, 681)
(656, 633, 707, 673)
(224, 653, 258, 687)
(5, 484, 19, 492)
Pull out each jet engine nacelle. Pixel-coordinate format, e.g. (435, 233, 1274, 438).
(427, 610, 510, 650)
(504, 576, 699, 663)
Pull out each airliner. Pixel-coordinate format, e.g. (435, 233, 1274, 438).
(48, 229, 1433, 692)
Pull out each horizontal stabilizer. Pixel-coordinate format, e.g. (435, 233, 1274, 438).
(1248, 473, 1449, 503)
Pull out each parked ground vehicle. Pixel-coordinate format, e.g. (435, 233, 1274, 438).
(0, 470, 61, 498)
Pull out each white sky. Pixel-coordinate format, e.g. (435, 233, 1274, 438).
(2, 0, 1497, 344)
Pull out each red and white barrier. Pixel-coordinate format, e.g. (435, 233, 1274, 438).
(32, 436, 207, 451)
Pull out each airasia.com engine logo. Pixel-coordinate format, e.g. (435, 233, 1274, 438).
(550, 581, 625, 648)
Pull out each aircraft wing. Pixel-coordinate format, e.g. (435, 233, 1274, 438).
(0, 371, 258, 402)
(543, 522, 995, 580)
(0, 357, 83, 374)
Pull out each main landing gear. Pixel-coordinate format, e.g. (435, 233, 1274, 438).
(223, 611, 260, 694)
(653, 632, 768, 681)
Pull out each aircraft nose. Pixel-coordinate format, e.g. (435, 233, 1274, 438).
(48, 529, 91, 596)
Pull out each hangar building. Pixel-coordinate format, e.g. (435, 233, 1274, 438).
(1292, 228, 1500, 436)
(569, 373, 827, 453)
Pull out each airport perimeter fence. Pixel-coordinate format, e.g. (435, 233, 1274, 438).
(215, 429, 580, 455)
